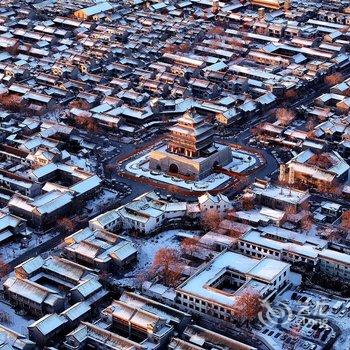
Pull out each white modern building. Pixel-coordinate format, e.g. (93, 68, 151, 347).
(90, 191, 232, 235)
(239, 226, 350, 280)
(176, 251, 290, 321)
(198, 192, 232, 213)
(90, 192, 187, 234)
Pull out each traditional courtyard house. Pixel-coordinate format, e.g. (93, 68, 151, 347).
(234, 207, 286, 227)
(74, 2, 114, 20)
(0, 169, 41, 197)
(0, 325, 36, 350)
(314, 201, 343, 223)
(0, 132, 27, 151)
(117, 192, 187, 234)
(99, 292, 191, 348)
(63, 227, 137, 272)
(3, 277, 65, 316)
(8, 191, 74, 228)
(89, 209, 122, 233)
(26, 148, 62, 167)
(28, 302, 91, 346)
(23, 91, 57, 113)
(28, 162, 102, 200)
(215, 108, 240, 127)
(0, 212, 27, 246)
(119, 291, 191, 332)
(4, 255, 107, 317)
(19, 137, 60, 155)
(64, 322, 145, 350)
(199, 230, 238, 252)
(90, 191, 188, 235)
(28, 314, 68, 347)
(169, 324, 257, 350)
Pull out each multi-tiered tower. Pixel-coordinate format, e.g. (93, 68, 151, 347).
(167, 109, 214, 158)
(149, 109, 233, 179)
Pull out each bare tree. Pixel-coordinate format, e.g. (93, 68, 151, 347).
(57, 217, 76, 234)
(150, 248, 182, 287)
(75, 115, 99, 132)
(241, 193, 255, 211)
(300, 203, 313, 233)
(341, 210, 350, 233)
(308, 154, 333, 170)
(208, 26, 225, 36)
(306, 118, 315, 132)
(285, 204, 297, 222)
(232, 288, 262, 323)
(201, 209, 221, 231)
(46, 105, 64, 122)
(320, 226, 341, 242)
(99, 270, 111, 286)
(178, 43, 191, 53)
(324, 72, 344, 86)
(0, 258, 9, 280)
(69, 99, 90, 110)
(0, 93, 23, 112)
(228, 37, 243, 51)
(306, 130, 316, 138)
(340, 26, 350, 34)
(182, 237, 200, 257)
(163, 44, 178, 54)
(276, 108, 295, 126)
(317, 181, 342, 196)
(5, 41, 19, 56)
(284, 89, 298, 101)
(105, 163, 118, 177)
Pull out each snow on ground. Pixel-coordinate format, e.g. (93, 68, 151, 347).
(272, 287, 350, 349)
(104, 146, 116, 153)
(254, 276, 344, 350)
(289, 271, 302, 286)
(325, 306, 350, 350)
(115, 229, 200, 287)
(303, 224, 319, 238)
(0, 230, 59, 263)
(132, 230, 182, 272)
(330, 317, 350, 350)
(0, 300, 34, 335)
(85, 188, 120, 215)
(68, 154, 95, 172)
(225, 149, 258, 173)
(125, 153, 231, 191)
(125, 146, 259, 191)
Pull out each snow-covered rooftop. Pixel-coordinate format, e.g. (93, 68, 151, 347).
(178, 251, 289, 308)
(251, 182, 309, 205)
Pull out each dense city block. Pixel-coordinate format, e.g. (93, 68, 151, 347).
(1, 0, 350, 350)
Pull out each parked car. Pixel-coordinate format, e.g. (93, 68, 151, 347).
(306, 329, 314, 337)
(302, 342, 310, 349)
(321, 304, 330, 314)
(339, 309, 347, 317)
